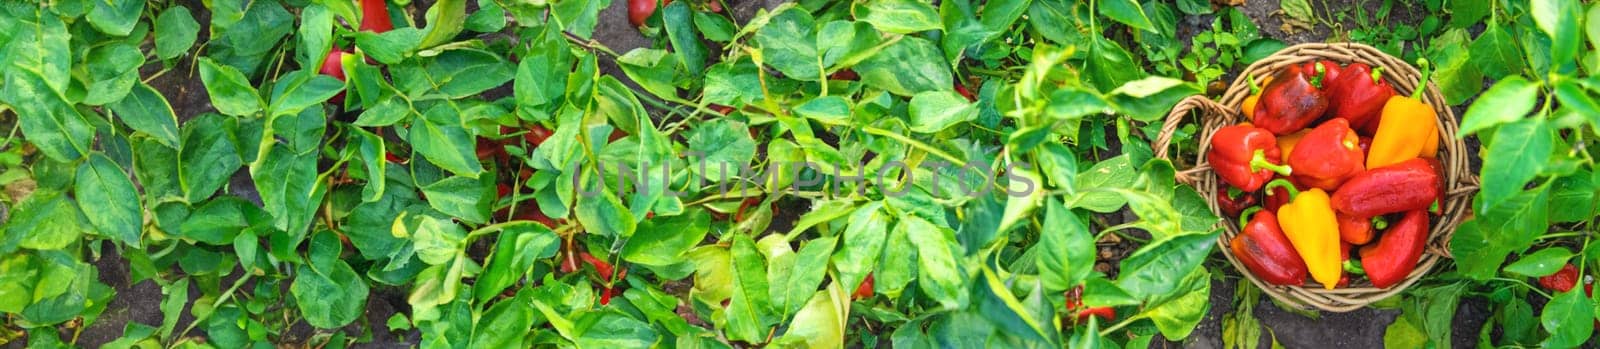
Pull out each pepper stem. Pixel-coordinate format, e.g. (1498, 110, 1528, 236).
(1309, 61, 1327, 89)
(1250, 149, 1293, 176)
(1430, 201, 1440, 214)
(1410, 58, 1432, 100)
(1344, 260, 1366, 275)
(1264, 179, 1300, 201)
(1370, 66, 1384, 85)
(1239, 206, 1264, 228)
(1372, 216, 1389, 230)
(1248, 74, 1262, 94)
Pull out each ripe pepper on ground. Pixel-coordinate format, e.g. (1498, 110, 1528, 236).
(1217, 186, 1257, 217)
(1288, 118, 1365, 190)
(1324, 63, 1396, 133)
(1231, 207, 1308, 286)
(1360, 210, 1429, 289)
(1331, 158, 1440, 218)
(1267, 179, 1342, 289)
(1208, 124, 1292, 192)
(1254, 62, 1331, 135)
(1367, 60, 1439, 169)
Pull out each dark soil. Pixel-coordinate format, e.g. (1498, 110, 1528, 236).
(52, 0, 1488, 348)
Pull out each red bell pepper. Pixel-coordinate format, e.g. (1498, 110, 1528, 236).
(1208, 124, 1291, 192)
(1336, 212, 1377, 245)
(1360, 210, 1429, 289)
(1076, 307, 1116, 323)
(1540, 263, 1581, 292)
(1254, 62, 1332, 135)
(853, 273, 875, 299)
(359, 0, 394, 33)
(1324, 63, 1396, 134)
(1263, 177, 1302, 212)
(629, 0, 673, 27)
(1330, 158, 1440, 218)
(524, 124, 554, 147)
(1217, 186, 1257, 218)
(320, 49, 349, 104)
(1288, 118, 1365, 190)
(1301, 60, 1343, 88)
(1337, 241, 1355, 288)
(1230, 207, 1308, 286)
(1064, 285, 1117, 324)
(1422, 158, 1446, 215)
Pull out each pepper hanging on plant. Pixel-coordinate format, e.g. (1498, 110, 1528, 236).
(1325, 63, 1396, 134)
(359, 0, 394, 33)
(1266, 179, 1342, 289)
(1331, 158, 1440, 218)
(1360, 210, 1429, 289)
(1254, 61, 1332, 135)
(1208, 124, 1292, 192)
(1367, 59, 1440, 169)
(1231, 207, 1308, 286)
(1288, 118, 1365, 191)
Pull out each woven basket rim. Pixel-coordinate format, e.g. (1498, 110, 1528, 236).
(1153, 42, 1479, 312)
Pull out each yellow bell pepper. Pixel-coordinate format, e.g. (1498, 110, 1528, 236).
(1266, 179, 1342, 289)
(1367, 59, 1439, 169)
(1419, 117, 1439, 158)
(1275, 129, 1311, 163)
(1241, 75, 1273, 121)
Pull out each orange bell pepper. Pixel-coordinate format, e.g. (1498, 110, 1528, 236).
(1367, 59, 1439, 169)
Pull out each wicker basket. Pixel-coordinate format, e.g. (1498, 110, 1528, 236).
(1152, 43, 1479, 312)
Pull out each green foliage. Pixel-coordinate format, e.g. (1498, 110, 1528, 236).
(4, 0, 1598, 347)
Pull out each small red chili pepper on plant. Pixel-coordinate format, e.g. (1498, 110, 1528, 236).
(629, 0, 672, 28)
(1063, 285, 1116, 324)
(852, 273, 874, 299)
(359, 0, 394, 33)
(523, 124, 553, 146)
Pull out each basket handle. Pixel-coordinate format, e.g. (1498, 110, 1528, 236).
(1153, 95, 1235, 184)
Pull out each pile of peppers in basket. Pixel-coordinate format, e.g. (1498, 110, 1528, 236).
(1213, 59, 1443, 290)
